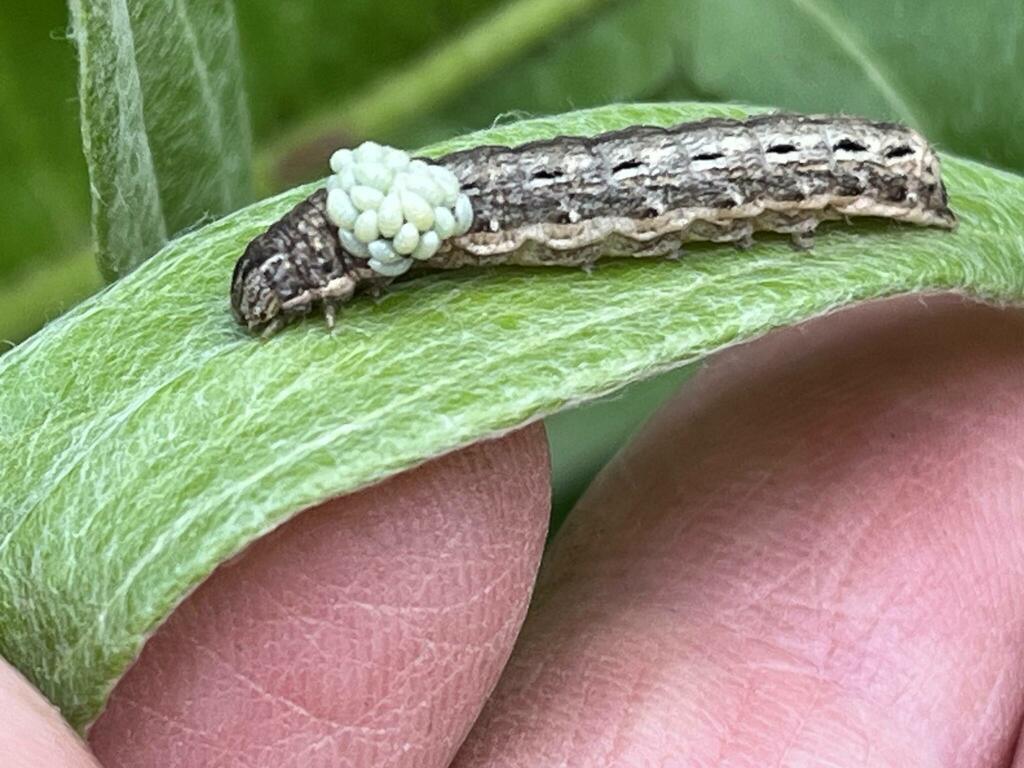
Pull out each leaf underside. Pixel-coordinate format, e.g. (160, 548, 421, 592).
(67, 0, 253, 280)
(1, 102, 1022, 730)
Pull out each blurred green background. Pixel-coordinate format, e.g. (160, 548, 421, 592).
(3, 0, 1022, 525)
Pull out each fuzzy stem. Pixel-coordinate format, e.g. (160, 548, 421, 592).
(256, 0, 614, 190)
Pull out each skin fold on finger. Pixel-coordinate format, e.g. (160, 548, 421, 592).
(454, 293, 1024, 768)
(0, 659, 101, 768)
(87, 425, 550, 768)
(1014, 723, 1024, 768)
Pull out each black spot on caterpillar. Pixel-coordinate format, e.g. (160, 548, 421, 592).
(612, 159, 643, 173)
(884, 145, 915, 159)
(832, 137, 869, 153)
(232, 113, 956, 336)
(531, 168, 565, 180)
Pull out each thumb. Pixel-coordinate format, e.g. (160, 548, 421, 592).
(0, 658, 100, 768)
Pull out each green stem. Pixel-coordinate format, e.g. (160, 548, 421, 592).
(256, 0, 614, 189)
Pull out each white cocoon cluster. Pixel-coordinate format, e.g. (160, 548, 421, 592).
(324, 141, 474, 277)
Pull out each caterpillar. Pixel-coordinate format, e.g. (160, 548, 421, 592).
(231, 113, 956, 336)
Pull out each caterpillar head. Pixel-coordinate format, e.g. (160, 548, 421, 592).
(230, 243, 284, 333)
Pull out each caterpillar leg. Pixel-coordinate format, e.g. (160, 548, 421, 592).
(732, 229, 755, 250)
(260, 317, 285, 339)
(790, 229, 817, 250)
(769, 217, 818, 251)
(363, 277, 396, 299)
(316, 275, 358, 330)
(320, 275, 357, 302)
(323, 302, 338, 329)
(659, 242, 686, 261)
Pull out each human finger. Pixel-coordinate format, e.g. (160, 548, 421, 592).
(455, 294, 1024, 767)
(88, 426, 550, 767)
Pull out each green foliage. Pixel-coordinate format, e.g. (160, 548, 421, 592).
(67, 0, 254, 279)
(686, 0, 1024, 173)
(389, 0, 706, 150)
(2, 102, 1023, 730)
(403, 0, 1024, 173)
(0, 6, 91, 277)
(257, 0, 615, 187)
(236, 0, 506, 139)
(546, 365, 696, 532)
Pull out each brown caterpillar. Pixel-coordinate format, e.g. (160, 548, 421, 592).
(231, 113, 956, 336)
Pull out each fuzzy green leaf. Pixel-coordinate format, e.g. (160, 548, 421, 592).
(67, 0, 253, 280)
(400, 0, 1024, 173)
(687, 0, 1024, 173)
(1, 102, 1023, 731)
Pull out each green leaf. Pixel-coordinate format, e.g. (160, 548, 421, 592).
(1, 101, 1022, 731)
(389, 0, 1024, 173)
(686, 0, 1024, 172)
(67, 0, 254, 280)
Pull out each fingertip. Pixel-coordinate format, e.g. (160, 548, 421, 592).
(0, 659, 100, 768)
(88, 425, 550, 767)
(455, 295, 1024, 765)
